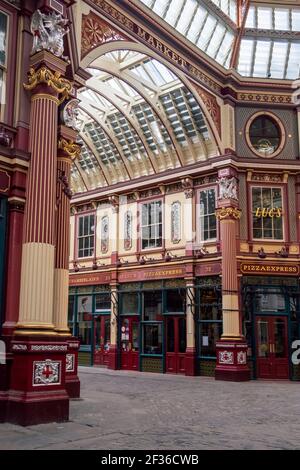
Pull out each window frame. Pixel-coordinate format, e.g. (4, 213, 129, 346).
(75, 211, 96, 260)
(197, 186, 218, 244)
(250, 184, 286, 242)
(245, 111, 286, 158)
(139, 198, 164, 251)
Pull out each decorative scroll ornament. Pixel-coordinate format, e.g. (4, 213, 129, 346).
(60, 99, 80, 130)
(217, 176, 238, 201)
(101, 216, 109, 253)
(171, 201, 181, 244)
(124, 210, 132, 250)
(24, 66, 72, 104)
(30, 9, 69, 58)
(58, 138, 81, 160)
(215, 207, 241, 220)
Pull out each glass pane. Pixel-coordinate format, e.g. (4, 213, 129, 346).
(255, 292, 285, 313)
(78, 321, 92, 346)
(257, 320, 269, 357)
(167, 318, 175, 352)
(132, 322, 139, 351)
(144, 291, 162, 320)
(77, 295, 93, 321)
(143, 324, 162, 354)
(200, 288, 222, 320)
(274, 319, 287, 358)
(0, 13, 7, 66)
(122, 292, 138, 314)
(178, 318, 186, 353)
(166, 290, 184, 313)
(68, 296, 75, 322)
(95, 293, 111, 311)
(104, 318, 111, 349)
(121, 318, 130, 352)
(200, 322, 222, 356)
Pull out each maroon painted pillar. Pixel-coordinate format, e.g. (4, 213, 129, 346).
(108, 280, 119, 370)
(54, 126, 81, 398)
(185, 264, 196, 376)
(214, 168, 250, 381)
(6, 51, 73, 425)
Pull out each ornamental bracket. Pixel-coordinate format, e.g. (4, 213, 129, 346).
(24, 66, 72, 104)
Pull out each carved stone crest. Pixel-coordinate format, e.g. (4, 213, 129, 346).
(60, 99, 80, 131)
(30, 9, 69, 58)
(217, 176, 238, 201)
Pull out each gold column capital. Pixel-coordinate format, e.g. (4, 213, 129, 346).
(23, 66, 72, 104)
(58, 138, 81, 160)
(215, 207, 242, 220)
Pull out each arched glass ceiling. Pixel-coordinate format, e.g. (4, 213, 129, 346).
(138, 0, 300, 79)
(72, 50, 219, 193)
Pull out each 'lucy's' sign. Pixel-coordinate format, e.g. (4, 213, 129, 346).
(255, 207, 282, 218)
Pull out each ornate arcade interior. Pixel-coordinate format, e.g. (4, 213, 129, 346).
(0, 0, 300, 426)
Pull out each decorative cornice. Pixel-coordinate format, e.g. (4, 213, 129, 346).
(24, 66, 72, 104)
(58, 138, 81, 160)
(237, 92, 292, 104)
(215, 207, 241, 220)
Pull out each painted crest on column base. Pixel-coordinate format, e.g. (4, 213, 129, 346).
(215, 340, 251, 382)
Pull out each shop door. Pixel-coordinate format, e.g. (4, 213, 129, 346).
(94, 315, 110, 366)
(256, 316, 289, 379)
(120, 317, 139, 370)
(166, 316, 186, 374)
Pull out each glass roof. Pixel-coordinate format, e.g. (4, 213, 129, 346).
(138, 0, 300, 80)
(71, 50, 219, 193)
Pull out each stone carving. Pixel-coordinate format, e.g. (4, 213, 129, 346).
(61, 99, 80, 131)
(237, 351, 247, 365)
(217, 176, 238, 201)
(219, 351, 234, 365)
(31, 9, 69, 58)
(101, 216, 109, 253)
(124, 210, 132, 250)
(66, 354, 75, 372)
(33, 359, 61, 386)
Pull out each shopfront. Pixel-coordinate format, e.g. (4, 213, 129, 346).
(242, 274, 300, 381)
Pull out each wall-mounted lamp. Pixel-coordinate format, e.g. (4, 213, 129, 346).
(276, 246, 289, 258)
(257, 247, 266, 259)
(73, 261, 85, 272)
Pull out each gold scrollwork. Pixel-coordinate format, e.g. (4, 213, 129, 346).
(215, 207, 242, 220)
(58, 138, 81, 160)
(24, 66, 72, 104)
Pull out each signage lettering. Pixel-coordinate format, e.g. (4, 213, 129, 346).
(240, 263, 299, 275)
(255, 207, 282, 218)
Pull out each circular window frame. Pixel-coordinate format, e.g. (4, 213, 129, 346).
(245, 111, 286, 158)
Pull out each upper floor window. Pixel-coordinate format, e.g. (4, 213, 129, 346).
(141, 200, 162, 249)
(252, 187, 283, 240)
(199, 188, 217, 241)
(0, 12, 8, 111)
(77, 213, 95, 258)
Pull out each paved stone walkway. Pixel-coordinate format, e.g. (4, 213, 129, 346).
(0, 367, 300, 450)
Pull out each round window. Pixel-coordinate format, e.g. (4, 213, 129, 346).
(247, 114, 284, 158)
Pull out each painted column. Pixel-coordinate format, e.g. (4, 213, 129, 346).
(215, 168, 250, 381)
(7, 52, 73, 425)
(17, 58, 71, 334)
(54, 129, 81, 398)
(185, 277, 196, 376)
(108, 282, 118, 370)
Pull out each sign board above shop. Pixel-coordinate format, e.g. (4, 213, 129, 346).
(240, 263, 299, 276)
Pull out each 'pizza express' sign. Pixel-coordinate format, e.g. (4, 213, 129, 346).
(255, 208, 282, 218)
(241, 263, 299, 275)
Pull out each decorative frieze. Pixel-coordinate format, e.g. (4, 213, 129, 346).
(81, 12, 129, 58)
(139, 188, 161, 199)
(237, 92, 292, 105)
(66, 354, 75, 372)
(194, 175, 217, 186)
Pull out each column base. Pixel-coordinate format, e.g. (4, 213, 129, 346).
(6, 390, 69, 426)
(108, 345, 118, 370)
(215, 339, 251, 382)
(185, 347, 197, 376)
(6, 334, 70, 425)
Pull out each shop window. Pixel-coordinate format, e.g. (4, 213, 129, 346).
(252, 187, 283, 240)
(198, 285, 222, 358)
(0, 12, 8, 116)
(68, 295, 75, 334)
(78, 321, 92, 348)
(77, 295, 93, 321)
(95, 292, 111, 312)
(141, 200, 162, 249)
(143, 291, 162, 321)
(77, 213, 95, 258)
(142, 324, 162, 355)
(121, 292, 138, 315)
(199, 188, 217, 241)
(253, 289, 286, 313)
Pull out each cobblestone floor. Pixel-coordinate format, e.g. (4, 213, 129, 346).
(0, 366, 300, 450)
